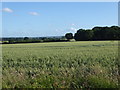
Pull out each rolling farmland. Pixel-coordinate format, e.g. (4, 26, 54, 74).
(2, 41, 119, 88)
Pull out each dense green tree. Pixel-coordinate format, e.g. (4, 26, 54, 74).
(74, 29, 93, 41)
(73, 26, 120, 41)
(110, 26, 120, 39)
(92, 27, 103, 40)
(65, 33, 73, 40)
(92, 26, 120, 40)
(24, 37, 29, 40)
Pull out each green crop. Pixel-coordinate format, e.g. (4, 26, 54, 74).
(2, 41, 119, 88)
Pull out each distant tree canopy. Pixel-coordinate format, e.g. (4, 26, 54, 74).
(67, 26, 120, 41)
(24, 37, 29, 40)
(65, 33, 73, 40)
(2, 36, 66, 44)
(8, 40, 15, 44)
(74, 29, 93, 41)
(1, 26, 120, 44)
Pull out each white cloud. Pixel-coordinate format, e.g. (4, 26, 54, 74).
(2, 8, 13, 13)
(71, 24, 75, 26)
(69, 27, 77, 32)
(29, 12, 39, 16)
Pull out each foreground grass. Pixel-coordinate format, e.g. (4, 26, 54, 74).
(2, 41, 119, 88)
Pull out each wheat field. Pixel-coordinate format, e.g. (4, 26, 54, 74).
(2, 41, 119, 88)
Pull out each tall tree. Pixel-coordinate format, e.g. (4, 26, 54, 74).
(24, 37, 29, 40)
(74, 29, 93, 41)
(65, 33, 73, 40)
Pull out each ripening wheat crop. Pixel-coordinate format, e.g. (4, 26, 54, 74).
(2, 41, 119, 88)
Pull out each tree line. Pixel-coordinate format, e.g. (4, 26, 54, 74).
(65, 26, 120, 41)
(1, 26, 120, 44)
(2, 36, 66, 44)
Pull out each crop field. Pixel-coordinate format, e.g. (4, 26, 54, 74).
(2, 41, 119, 88)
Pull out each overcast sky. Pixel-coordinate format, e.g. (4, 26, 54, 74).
(2, 2, 118, 37)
